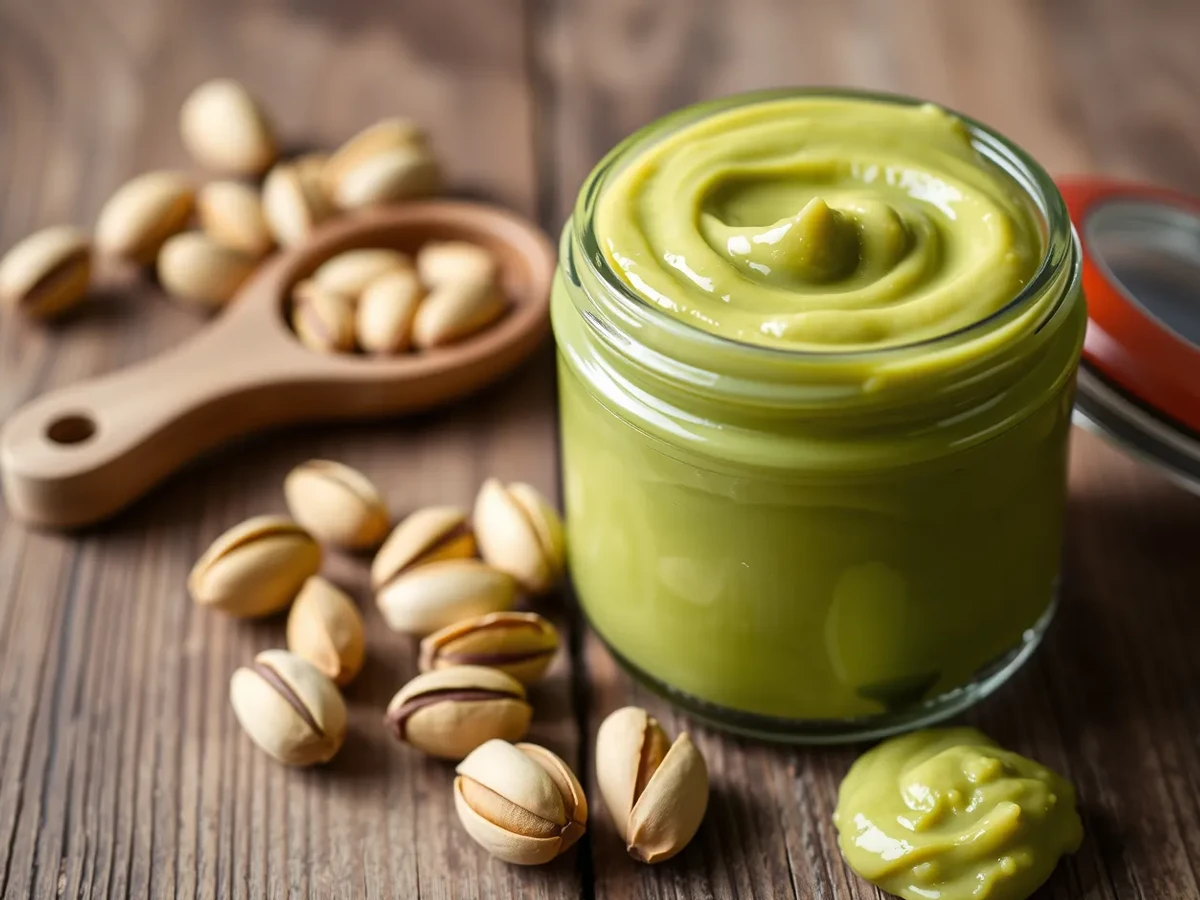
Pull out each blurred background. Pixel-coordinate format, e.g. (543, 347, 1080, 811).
(4, 0, 1196, 244)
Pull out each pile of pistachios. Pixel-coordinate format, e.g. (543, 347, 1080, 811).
(291, 239, 505, 354)
(0, 78, 508, 354)
(188, 459, 708, 865)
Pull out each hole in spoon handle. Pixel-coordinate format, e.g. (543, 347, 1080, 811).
(2, 386, 139, 529)
(0, 317, 290, 530)
(45, 412, 99, 446)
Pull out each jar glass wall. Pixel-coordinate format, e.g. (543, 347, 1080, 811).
(552, 89, 1086, 742)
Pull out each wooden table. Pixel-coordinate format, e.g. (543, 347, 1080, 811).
(2, 1, 1198, 897)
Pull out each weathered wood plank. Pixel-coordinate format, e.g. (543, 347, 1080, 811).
(0, 1, 577, 898)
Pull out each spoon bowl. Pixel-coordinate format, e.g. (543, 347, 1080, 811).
(1, 201, 556, 529)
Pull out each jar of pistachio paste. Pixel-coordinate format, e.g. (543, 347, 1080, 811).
(552, 89, 1085, 741)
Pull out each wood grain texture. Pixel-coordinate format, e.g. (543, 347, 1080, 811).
(3, 0, 1200, 897)
(0, 1, 576, 898)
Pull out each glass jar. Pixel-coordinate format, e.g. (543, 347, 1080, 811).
(552, 89, 1086, 742)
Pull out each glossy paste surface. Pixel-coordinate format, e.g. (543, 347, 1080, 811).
(595, 97, 1042, 350)
(834, 728, 1082, 900)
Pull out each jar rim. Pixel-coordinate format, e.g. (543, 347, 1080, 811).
(571, 86, 1075, 362)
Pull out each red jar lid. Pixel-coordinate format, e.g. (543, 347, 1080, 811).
(1061, 176, 1200, 490)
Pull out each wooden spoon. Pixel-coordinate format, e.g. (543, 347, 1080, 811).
(0, 201, 555, 529)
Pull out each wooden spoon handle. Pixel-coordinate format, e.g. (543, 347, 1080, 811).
(0, 309, 303, 529)
(0, 202, 556, 530)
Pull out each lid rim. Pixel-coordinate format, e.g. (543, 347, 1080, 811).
(1075, 361, 1200, 493)
(1060, 176, 1200, 435)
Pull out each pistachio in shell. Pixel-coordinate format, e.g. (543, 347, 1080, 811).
(385, 665, 531, 760)
(595, 706, 708, 863)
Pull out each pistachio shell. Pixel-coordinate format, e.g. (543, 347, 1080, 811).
(391, 661, 524, 708)
(157, 231, 255, 310)
(419, 611, 558, 684)
(291, 280, 356, 353)
(286, 576, 365, 686)
(508, 483, 566, 570)
(417, 241, 496, 288)
(375, 558, 516, 635)
(370, 506, 475, 589)
(411, 277, 506, 349)
(312, 248, 411, 298)
(323, 118, 428, 193)
(454, 778, 561, 866)
(517, 743, 588, 852)
(473, 479, 565, 594)
(595, 706, 707, 863)
(459, 739, 565, 825)
(454, 739, 584, 865)
(263, 162, 334, 248)
(0, 226, 91, 319)
(627, 733, 708, 863)
(386, 666, 531, 759)
(196, 180, 274, 257)
(230, 649, 346, 766)
(95, 171, 194, 264)
(398, 694, 531, 759)
(333, 146, 441, 210)
(180, 78, 278, 175)
(595, 706, 669, 842)
(188, 514, 321, 617)
(356, 268, 423, 354)
(283, 459, 389, 549)
(293, 153, 329, 181)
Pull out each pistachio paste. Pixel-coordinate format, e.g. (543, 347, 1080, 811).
(834, 728, 1082, 900)
(595, 96, 1041, 350)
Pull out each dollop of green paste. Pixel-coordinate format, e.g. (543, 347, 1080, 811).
(834, 728, 1082, 900)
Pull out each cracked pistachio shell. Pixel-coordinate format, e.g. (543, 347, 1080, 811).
(263, 161, 333, 248)
(356, 268, 423, 354)
(158, 231, 255, 311)
(332, 145, 441, 210)
(416, 241, 496, 289)
(312, 248, 411, 298)
(291, 280, 356, 354)
(230, 649, 346, 766)
(473, 479, 565, 594)
(376, 558, 516, 636)
(96, 171, 194, 264)
(284, 459, 389, 549)
(197, 180, 273, 258)
(596, 707, 708, 863)
(0, 226, 91, 320)
(419, 611, 558, 684)
(516, 743, 587, 853)
(293, 153, 329, 181)
(386, 666, 530, 759)
(370, 506, 476, 590)
(286, 576, 365, 686)
(188, 515, 321, 617)
(411, 277, 506, 349)
(180, 78, 278, 176)
(454, 739, 582, 865)
(323, 118, 428, 193)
